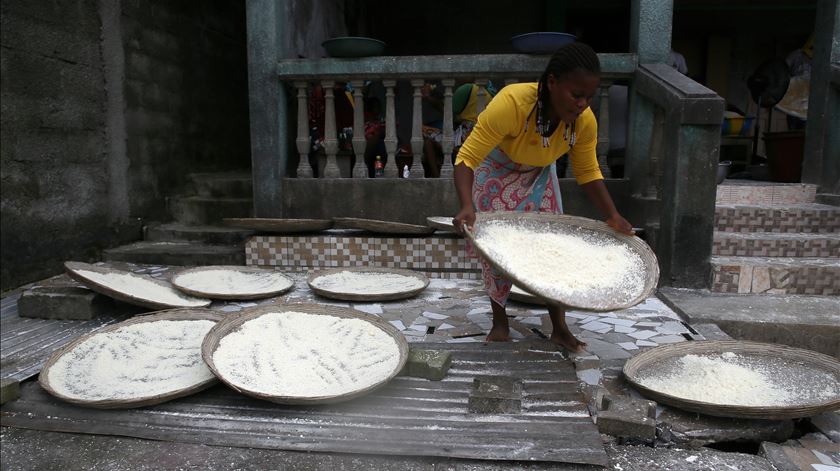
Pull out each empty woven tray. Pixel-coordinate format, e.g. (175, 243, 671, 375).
(308, 267, 430, 302)
(202, 303, 409, 405)
(223, 218, 334, 233)
(171, 266, 294, 300)
(39, 309, 224, 409)
(464, 213, 659, 311)
(333, 217, 436, 235)
(623, 340, 840, 419)
(65, 261, 211, 310)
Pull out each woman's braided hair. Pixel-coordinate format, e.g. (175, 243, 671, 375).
(527, 42, 601, 147)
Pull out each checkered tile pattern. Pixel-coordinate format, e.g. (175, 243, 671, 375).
(711, 261, 840, 295)
(246, 235, 481, 276)
(716, 184, 816, 205)
(715, 205, 840, 233)
(713, 235, 840, 257)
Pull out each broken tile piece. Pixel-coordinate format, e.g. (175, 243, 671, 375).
(518, 317, 543, 326)
(437, 323, 454, 330)
(447, 336, 480, 343)
(614, 325, 637, 334)
(617, 342, 639, 351)
(389, 320, 406, 331)
(600, 318, 636, 326)
(580, 321, 612, 332)
(635, 340, 658, 347)
(422, 311, 449, 320)
(649, 334, 686, 344)
(408, 324, 427, 332)
(627, 330, 658, 340)
(353, 303, 383, 315)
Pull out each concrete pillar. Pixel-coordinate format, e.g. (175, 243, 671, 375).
(630, 0, 673, 64)
(246, 0, 289, 216)
(802, 0, 840, 194)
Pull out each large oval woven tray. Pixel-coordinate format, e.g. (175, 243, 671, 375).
(333, 217, 436, 235)
(65, 262, 211, 310)
(623, 340, 840, 420)
(171, 265, 295, 300)
(464, 213, 659, 311)
(202, 303, 409, 405)
(38, 308, 224, 409)
(308, 267, 430, 302)
(223, 218, 334, 233)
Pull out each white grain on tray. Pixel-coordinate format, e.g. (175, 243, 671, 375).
(475, 222, 645, 304)
(174, 269, 292, 295)
(47, 320, 215, 400)
(76, 269, 208, 307)
(638, 352, 839, 406)
(213, 311, 400, 397)
(311, 270, 424, 295)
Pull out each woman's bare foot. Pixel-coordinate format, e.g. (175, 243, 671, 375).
(485, 325, 512, 342)
(549, 331, 587, 353)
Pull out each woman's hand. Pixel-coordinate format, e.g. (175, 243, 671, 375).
(453, 206, 476, 234)
(606, 213, 635, 236)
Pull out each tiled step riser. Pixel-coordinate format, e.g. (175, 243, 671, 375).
(715, 207, 840, 233)
(145, 226, 253, 245)
(711, 263, 840, 295)
(191, 177, 252, 198)
(713, 237, 840, 258)
(716, 184, 816, 205)
(167, 197, 253, 225)
(103, 250, 245, 266)
(246, 235, 482, 276)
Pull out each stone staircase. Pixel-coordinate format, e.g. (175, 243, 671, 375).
(710, 182, 840, 295)
(103, 172, 254, 266)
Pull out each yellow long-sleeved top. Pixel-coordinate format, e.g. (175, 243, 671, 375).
(454, 83, 603, 185)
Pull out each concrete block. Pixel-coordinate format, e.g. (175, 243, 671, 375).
(400, 349, 451, 381)
(657, 406, 795, 448)
(17, 286, 114, 320)
(573, 354, 601, 371)
(468, 376, 522, 414)
(1, 379, 21, 405)
(597, 396, 657, 440)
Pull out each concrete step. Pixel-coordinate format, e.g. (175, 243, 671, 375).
(658, 287, 840, 358)
(715, 181, 817, 205)
(145, 222, 254, 245)
(188, 172, 252, 198)
(167, 196, 253, 225)
(710, 255, 840, 295)
(714, 203, 840, 233)
(713, 231, 840, 258)
(103, 242, 244, 266)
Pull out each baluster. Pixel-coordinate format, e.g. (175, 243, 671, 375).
(409, 79, 424, 178)
(294, 81, 313, 178)
(504, 78, 519, 86)
(440, 79, 455, 178)
(474, 78, 489, 114)
(647, 107, 666, 199)
(350, 80, 368, 178)
(321, 80, 340, 178)
(597, 82, 612, 178)
(382, 79, 399, 178)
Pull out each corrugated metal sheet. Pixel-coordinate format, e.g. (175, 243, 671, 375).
(1, 294, 132, 382)
(1, 342, 607, 466)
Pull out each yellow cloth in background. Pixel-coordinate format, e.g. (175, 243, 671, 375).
(455, 83, 603, 185)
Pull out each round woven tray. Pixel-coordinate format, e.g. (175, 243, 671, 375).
(223, 218, 334, 233)
(38, 308, 225, 409)
(307, 266, 430, 302)
(508, 284, 546, 306)
(426, 216, 457, 232)
(623, 340, 840, 419)
(170, 265, 295, 300)
(201, 303, 409, 405)
(464, 212, 659, 311)
(333, 217, 436, 235)
(64, 261, 211, 310)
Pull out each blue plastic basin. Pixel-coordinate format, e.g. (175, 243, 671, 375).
(511, 32, 577, 55)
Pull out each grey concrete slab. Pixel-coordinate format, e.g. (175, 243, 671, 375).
(606, 443, 773, 471)
(658, 288, 840, 357)
(657, 406, 795, 448)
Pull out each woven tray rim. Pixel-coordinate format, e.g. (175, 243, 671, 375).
(222, 218, 334, 233)
(333, 217, 436, 235)
(623, 340, 840, 419)
(201, 303, 409, 405)
(425, 216, 457, 233)
(38, 308, 225, 409)
(170, 265, 295, 300)
(508, 284, 547, 306)
(64, 261, 211, 310)
(307, 266, 430, 301)
(464, 212, 659, 311)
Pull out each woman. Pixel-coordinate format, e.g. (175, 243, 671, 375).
(452, 42, 634, 353)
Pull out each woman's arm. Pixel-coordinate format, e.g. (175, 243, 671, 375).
(581, 179, 634, 235)
(452, 163, 476, 233)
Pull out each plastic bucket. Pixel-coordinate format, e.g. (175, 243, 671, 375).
(763, 130, 805, 183)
